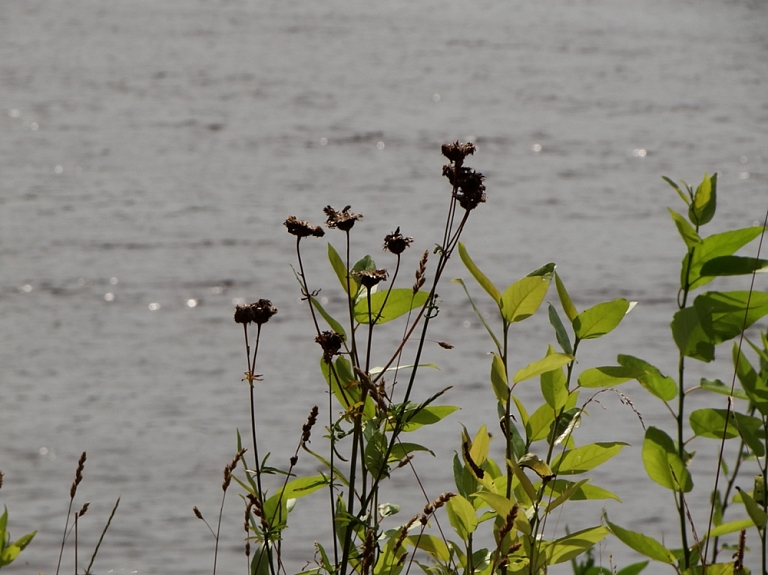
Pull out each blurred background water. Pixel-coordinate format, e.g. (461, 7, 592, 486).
(1, 0, 767, 573)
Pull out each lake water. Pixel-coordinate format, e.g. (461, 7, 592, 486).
(1, 0, 767, 573)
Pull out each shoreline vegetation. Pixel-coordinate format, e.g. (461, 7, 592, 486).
(2, 142, 767, 575)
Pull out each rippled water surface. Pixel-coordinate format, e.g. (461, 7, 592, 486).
(1, 0, 767, 573)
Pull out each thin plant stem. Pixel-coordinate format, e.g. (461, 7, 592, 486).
(703, 205, 768, 566)
(82, 498, 119, 575)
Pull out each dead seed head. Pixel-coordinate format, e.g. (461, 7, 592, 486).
(443, 165, 487, 211)
(413, 250, 428, 294)
(324, 205, 363, 231)
(78, 501, 90, 517)
(353, 268, 388, 289)
(284, 215, 325, 238)
(302, 405, 319, 444)
(0, 471, 4, 490)
(382, 227, 413, 255)
(193, 506, 204, 520)
(441, 141, 476, 167)
(234, 300, 278, 326)
(70, 452, 87, 498)
(315, 330, 344, 362)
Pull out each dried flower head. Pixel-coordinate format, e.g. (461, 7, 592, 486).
(353, 268, 388, 289)
(234, 300, 278, 325)
(324, 205, 363, 231)
(443, 165, 486, 211)
(284, 215, 325, 238)
(382, 227, 413, 255)
(250, 299, 278, 325)
(315, 330, 344, 362)
(441, 141, 476, 167)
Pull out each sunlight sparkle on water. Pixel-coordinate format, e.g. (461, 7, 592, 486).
(30, 122, 39, 131)
(148, 302, 160, 311)
(110, 277, 118, 285)
(9, 109, 20, 118)
(532, 144, 542, 152)
(186, 299, 197, 308)
(463, 320, 471, 328)
(211, 286, 223, 294)
(320, 137, 328, 146)
(377, 141, 385, 149)
(432, 93, 441, 102)
(739, 172, 750, 180)
(54, 165, 63, 174)
(104, 293, 115, 301)
(20, 284, 33, 293)
(632, 149, 647, 157)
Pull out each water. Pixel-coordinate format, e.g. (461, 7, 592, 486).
(1, 0, 767, 573)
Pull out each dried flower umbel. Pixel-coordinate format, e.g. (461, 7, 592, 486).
(324, 205, 363, 231)
(443, 165, 486, 211)
(284, 215, 325, 238)
(441, 141, 476, 167)
(382, 227, 413, 255)
(315, 330, 344, 363)
(353, 268, 388, 289)
(234, 300, 278, 326)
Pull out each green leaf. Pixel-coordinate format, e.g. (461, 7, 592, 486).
(734, 343, 768, 417)
(518, 452, 554, 480)
(604, 513, 676, 564)
(322, 356, 360, 409)
(642, 426, 692, 492)
(578, 366, 642, 388)
(663, 175, 691, 206)
(684, 226, 763, 291)
(310, 296, 347, 340)
(616, 562, 649, 575)
(354, 289, 429, 324)
(690, 408, 765, 457)
(513, 352, 574, 384)
(552, 442, 627, 475)
(689, 408, 739, 440)
(541, 526, 609, 566)
(490, 353, 509, 404)
(500, 275, 552, 324)
(526, 403, 557, 443)
(705, 518, 754, 539)
(458, 242, 501, 304)
(548, 304, 573, 355)
(541, 346, 569, 410)
(668, 208, 702, 249)
(545, 479, 620, 502)
(695, 291, 768, 345)
(688, 172, 717, 226)
(736, 487, 767, 529)
(617, 355, 677, 401)
(699, 378, 749, 401)
(403, 534, 451, 562)
(670, 306, 715, 363)
(328, 243, 355, 295)
(700, 255, 768, 278)
(554, 272, 579, 324)
(395, 404, 460, 432)
(573, 299, 631, 340)
(445, 494, 478, 539)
